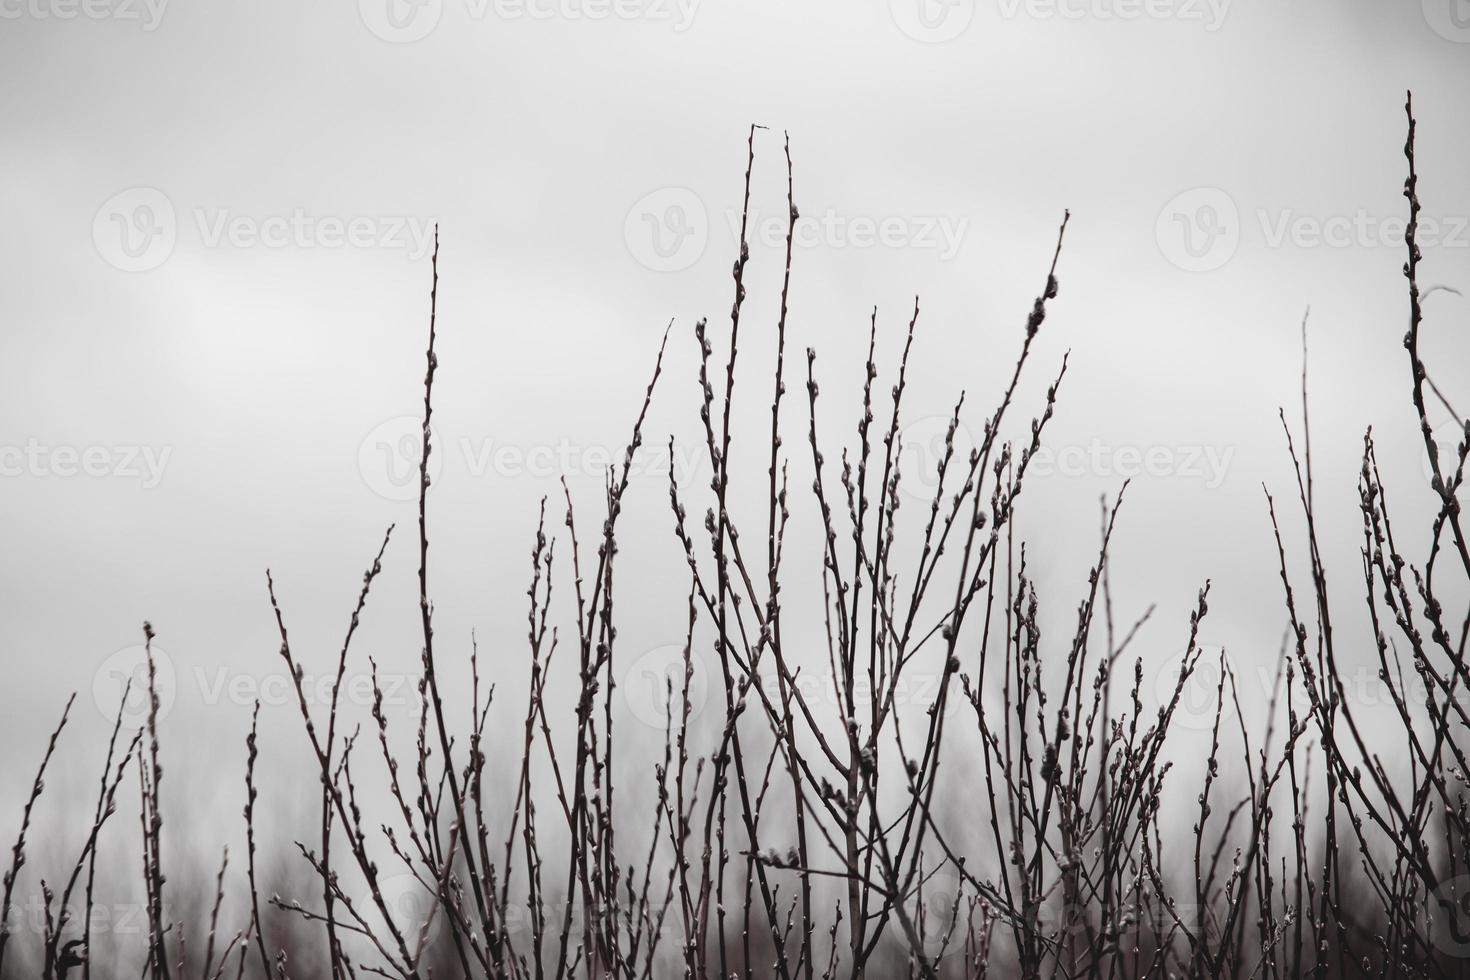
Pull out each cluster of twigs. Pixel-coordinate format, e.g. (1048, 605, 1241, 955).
(2, 93, 1468, 980)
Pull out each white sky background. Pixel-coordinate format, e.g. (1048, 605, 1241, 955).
(2, 0, 1470, 878)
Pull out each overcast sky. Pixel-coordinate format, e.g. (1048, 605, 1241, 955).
(3, 0, 1469, 864)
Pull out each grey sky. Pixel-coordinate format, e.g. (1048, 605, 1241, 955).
(2, 0, 1469, 849)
